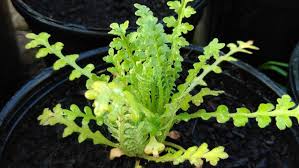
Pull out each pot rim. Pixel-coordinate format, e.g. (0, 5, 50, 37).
(11, 0, 208, 36)
(289, 42, 299, 102)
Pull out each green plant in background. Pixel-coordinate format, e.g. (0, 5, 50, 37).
(260, 61, 288, 77)
(26, 0, 299, 167)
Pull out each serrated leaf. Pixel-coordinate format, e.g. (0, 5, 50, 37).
(257, 103, 275, 112)
(25, 40, 39, 49)
(53, 104, 63, 115)
(53, 59, 67, 70)
(52, 42, 64, 52)
(84, 106, 93, 116)
(38, 32, 51, 41)
(47, 117, 59, 126)
(192, 88, 224, 106)
(120, 20, 129, 32)
(183, 6, 196, 18)
(204, 38, 225, 58)
(69, 69, 82, 81)
(189, 143, 208, 166)
(256, 103, 274, 128)
(215, 105, 230, 123)
(181, 94, 192, 111)
(179, 23, 194, 34)
(203, 146, 228, 166)
(78, 133, 87, 143)
(212, 66, 222, 74)
(276, 116, 292, 130)
(233, 108, 250, 127)
(63, 127, 73, 138)
(84, 64, 95, 73)
(65, 110, 77, 121)
(256, 116, 271, 128)
(276, 95, 295, 110)
(85, 90, 98, 100)
(167, 1, 181, 13)
(25, 33, 37, 39)
(70, 104, 80, 113)
(177, 36, 189, 47)
(163, 16, 177, 28)
(38, 108, 54, 125)
(65, 54, 79, 63)
(36, 48, 50, 58)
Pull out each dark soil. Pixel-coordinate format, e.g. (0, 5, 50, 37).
(22, 0, 176, 29)
(0, 51, 296, 168)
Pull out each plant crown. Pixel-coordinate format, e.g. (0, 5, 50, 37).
(26, 0, 299, 167)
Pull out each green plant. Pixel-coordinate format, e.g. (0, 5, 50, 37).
(26, 0, 299, 167)
(260, 61, 288, 77)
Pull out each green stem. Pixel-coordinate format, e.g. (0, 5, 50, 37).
(55, 114, 118, 148)
(164, 141, 186, 151)
(42, 40, 94, 79)
(178, 107, 299, 122)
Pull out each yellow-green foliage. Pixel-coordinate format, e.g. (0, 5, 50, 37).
(26, 0, 299, 167)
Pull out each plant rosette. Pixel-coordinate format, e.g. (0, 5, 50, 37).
(4, 0, 299, 167)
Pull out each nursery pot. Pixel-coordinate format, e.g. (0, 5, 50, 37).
(289, 42, 299, 102)
(0, 0, 22, 108)
(209, 0, 299, 66)
(1, 46, 298, 168)
(11, 0, 208, 53)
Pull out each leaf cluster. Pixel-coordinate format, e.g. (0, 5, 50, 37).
(26, 0, 299, 167)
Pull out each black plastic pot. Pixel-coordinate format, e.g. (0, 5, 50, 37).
(289, 42, 299, 102)
(209, 0, 299, 66)
(0, 0, 23, 109)
(11, 0, 208, 53)
(1, 46, 298, 167)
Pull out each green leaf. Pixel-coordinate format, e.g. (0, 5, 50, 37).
(66, 54, 79, 62)
(25, 33, 37, 39)
(53, 59, 67, 70)
(25, 40, 39, 49)
(51, 42, 64, 52)
(203, 146, 228, 166)
(85, 90, 98, 100)
(38, 32, 51, 41)
(78, 132, 87, 143)
(173, 143, 228, 167)
(215, 105, 230, 123)
(276, 116, 292, 130)
(192, 88, 224, 106)
(36, 48, 50, 58)
(183, 6, 196, 18)
(227, 40, 259, 54)
(63, 127, 73, 138)
(180, 94, 192, 111)
(276, 95, 295, 110)
(37, 108, 54, 125)
(256, 103, 274, 128)
(69, 69, 82, 81)
(163, 16, 177, 28)
(120, 21, 129, 32)
(204, 38, 225, 58)
(167, 1, 181, 13)
(84, 64, 95, 73)
(233, 108, 250, 127)
(256, 115, 271, 128)
(212, 66, 222, 74)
